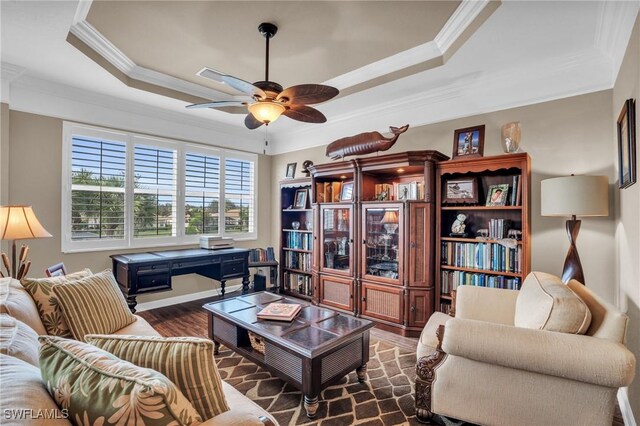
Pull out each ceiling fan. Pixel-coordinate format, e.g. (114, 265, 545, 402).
(186, 22, 339, 129)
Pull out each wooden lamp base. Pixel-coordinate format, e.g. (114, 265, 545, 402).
(561, 216, 585, 285)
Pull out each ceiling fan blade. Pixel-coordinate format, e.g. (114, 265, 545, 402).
(186, 101, 247, 109)
(277, 84, 339, 105)
(197, 67, 266, 99)
(283, 105, 327, 123)
(245, 113, 264, 129)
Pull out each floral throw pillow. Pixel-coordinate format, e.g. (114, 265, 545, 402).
(39, 336, 202, 426)
(21, 269, 92, 337)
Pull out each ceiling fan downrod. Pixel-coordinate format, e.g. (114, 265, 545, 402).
(258, 22, 277, 83)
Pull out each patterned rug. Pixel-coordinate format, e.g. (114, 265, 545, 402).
(214, 338, 421, 426)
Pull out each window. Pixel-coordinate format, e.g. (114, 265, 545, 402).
(62, 123, 257, 252)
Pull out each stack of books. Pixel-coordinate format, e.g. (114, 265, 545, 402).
(199, 235, 234, 250)
(257, 303, 302, 321)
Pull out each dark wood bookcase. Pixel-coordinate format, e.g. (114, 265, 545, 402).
(435, 153, 531, 315)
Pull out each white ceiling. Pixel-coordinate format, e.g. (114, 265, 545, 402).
(1, 1, 639, 155)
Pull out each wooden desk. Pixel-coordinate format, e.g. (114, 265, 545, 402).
(111, 248, 250, 312)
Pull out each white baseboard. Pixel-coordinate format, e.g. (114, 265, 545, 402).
(618, 388, 637, 426)
(135, 284, 243, 312)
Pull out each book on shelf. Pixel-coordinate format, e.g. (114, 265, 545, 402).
(283, 251, 312, 272)
(394, 181, 424, 201)
(257, 303, 302, 321)
(507, 175, 522, 206)
(489, 219, 512, 239)
(441, 270, 521, 293)
(249, 247, 276, 263)
(283, 272, 312, 296)
(285, 232, 312, 250)
(441, 241, 522, 274)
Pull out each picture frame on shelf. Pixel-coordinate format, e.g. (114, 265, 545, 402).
(340, 181, 354, 201)
(486, 183, 510, 206)
(293, 189, 308, 209)
(443, 178, 478, 204)
(452, 125, 485, 159)
(45, 262, 67, 277)
(617, 98, 636, 188)
(285, 162, 297, 179)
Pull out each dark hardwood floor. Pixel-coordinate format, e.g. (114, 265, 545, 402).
(137, 291, 625, 426)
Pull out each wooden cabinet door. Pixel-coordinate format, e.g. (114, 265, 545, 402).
(408, 289, 433, 328)
(408, 203, 433, 287)
(319, 205, 355, 277)
(361, 282, 403, 324)
(360, 203, 404, 286)
(319, 274, 354, 312)
(311, 204, 320, 272)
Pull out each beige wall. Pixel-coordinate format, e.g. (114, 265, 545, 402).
(272, 90, 617, 302)
(7, 110, 272, 305)
(1, 103, 9, 254)
(613, 12, 640, 417)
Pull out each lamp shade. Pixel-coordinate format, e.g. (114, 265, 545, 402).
(381, 210, 399, 223)
(0, 206, 52, 240)
(248, 101, 285, 124)
(541, 175, 609, 217)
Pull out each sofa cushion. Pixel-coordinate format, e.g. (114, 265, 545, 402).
(0, 313, 40, 366)
(52, 270, 135, 340)
(417, 311, 451, 359)
(221, 381, 277, 425)
(112, 315, 162, 337)
(21, 269, 92, 338)
(0, 354, 71, 426)
(39, 336, 202, 426)
(0, 277, 47, 335)
(87, 334, 229, 419)
(515, 272, 591, 334)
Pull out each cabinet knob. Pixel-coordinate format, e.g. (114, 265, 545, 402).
(410, 241, 416, 249)
(410, 305, 416, 312)
(361, 297, 366, 302)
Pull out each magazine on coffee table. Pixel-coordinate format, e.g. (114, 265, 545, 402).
(257, 303, 302, 321)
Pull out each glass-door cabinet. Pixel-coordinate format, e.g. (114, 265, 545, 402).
(319, 204, 354, 276)
(361, 204, 404, 285)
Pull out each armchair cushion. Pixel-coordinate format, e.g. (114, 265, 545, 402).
(442, 317, 636, 388)
(87, 334, 229, 419)
(0, 313, 40, 366)
(0, 277, 47, 335)
(21, 269, 92, 337)
(52, 270, 135, 340)
(515, 272, 591, 334)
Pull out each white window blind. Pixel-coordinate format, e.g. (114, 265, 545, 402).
(70, 136, 126, 241)
(185, 152, 220, 235)
(133, 145, 177, 238)
(224, 157, 255, 235)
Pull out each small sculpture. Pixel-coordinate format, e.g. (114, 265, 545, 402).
(507, 229, 522, 240)
(476, 228, 489, 240)
(326, 125, 409, 160)
(450, 213, 467, 236)
(302, 160, 314, 177)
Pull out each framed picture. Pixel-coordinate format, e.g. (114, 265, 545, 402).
(443, 178, 478, 204)
(486, 184, 510, 206)
(45, 262, 67, 277)
(617, 98, 636, 188)
(340, 181, 354, 201)
(293, 189, 308, 209)
(453, 125, 485, 159)
(285, 162, 297, 179)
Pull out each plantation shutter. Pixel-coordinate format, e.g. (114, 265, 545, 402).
(70, 136, 126, 241)
(224, 157, 255, 234)
(133, 144, 177, 238)
(185, 152, 221, 235)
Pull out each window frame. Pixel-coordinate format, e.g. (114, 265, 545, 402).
(62, 122, 258, 253)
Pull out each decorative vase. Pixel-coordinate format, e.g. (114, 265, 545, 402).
(305, 220, 312, 230)
(291, 221, 300, 230)
(501, 121, 521, 153)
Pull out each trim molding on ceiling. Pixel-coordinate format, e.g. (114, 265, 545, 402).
(67, 0, 500, 114)
(0, 63, 26, 103)
(594, 0, 640, 79)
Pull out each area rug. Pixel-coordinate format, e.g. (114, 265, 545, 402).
(215, 338, 421, 426)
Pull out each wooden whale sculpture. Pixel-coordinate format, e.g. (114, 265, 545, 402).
(326, 124, 409, 160)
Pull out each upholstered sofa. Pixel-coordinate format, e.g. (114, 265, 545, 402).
(415, 272, 636, 426)
(0, 277, 277, 426)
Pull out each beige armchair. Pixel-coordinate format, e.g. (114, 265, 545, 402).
(415, 273, 636, 426)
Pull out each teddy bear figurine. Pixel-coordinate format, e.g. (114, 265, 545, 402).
(450, 213, 468, 236)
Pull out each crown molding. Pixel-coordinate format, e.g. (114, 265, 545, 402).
(594, 0, 640, 81)
(0, 63, 26, 103)
(435, 0, 495, 53)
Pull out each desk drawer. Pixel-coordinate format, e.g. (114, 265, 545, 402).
(137, 262, 170, 274)
(173, 258, 217, 270)
(137, 273, 171, 292)
(221, 261, 246, 278)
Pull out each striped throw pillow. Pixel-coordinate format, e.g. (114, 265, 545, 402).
(87, 334, 230, 419)
(39, 336, 202, 426)
(52, 270, 135, 340)
(21, 269, 92, 337)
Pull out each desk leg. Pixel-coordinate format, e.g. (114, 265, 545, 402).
(126, 295, 137, 314)
(220, 281, 226, 298)
(242, 273, 250, 294)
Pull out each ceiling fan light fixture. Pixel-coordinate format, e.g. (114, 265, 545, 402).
(248, 101, 285, 125)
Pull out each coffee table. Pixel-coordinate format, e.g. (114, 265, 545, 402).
(204, 292, 374, 418)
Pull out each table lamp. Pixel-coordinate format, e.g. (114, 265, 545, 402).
(541, 175, 609, 285)
(0, 206, 52, 279)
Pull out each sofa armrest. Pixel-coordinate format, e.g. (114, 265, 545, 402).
(199, 410, 274, 426)
(455, 285, 518, 325)
(442, 318, 636, 388)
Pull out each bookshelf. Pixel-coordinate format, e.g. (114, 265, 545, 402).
(279, 178, 314, 300)
(435, 153, 531, 315)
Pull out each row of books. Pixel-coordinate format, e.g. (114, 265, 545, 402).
(283, 272, 313, 296)
(440, 270, 522, 293)
(249, 247, 276, 263)
(439, 303, 452, 315)
(441, 242, 522, 273)
(488, 219, 512, 239)
(285, 231, 312, 251)
(283, 251, 312, 272)
(374, 181, 425, 201)
(508, 175, 522, 206)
